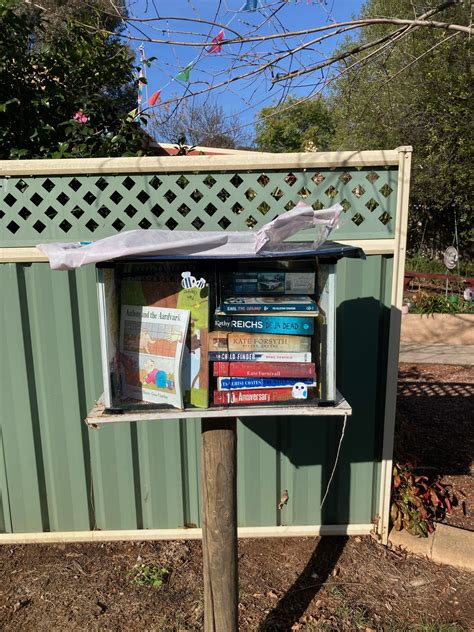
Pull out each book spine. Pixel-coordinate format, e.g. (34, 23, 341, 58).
(214, 387, 314, 405)
(208, 351, 312, 362)
(214, 315, 314, 336)
(213, 362, 316, 378)
(228, 333, 311, 352)
(219, 303, 317, 313)
(217, 377, 315, 390)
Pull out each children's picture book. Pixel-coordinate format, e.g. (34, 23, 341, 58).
(121, 265, 210, 408)
(213, 314, 314, 336)
(217, 295, 317, 314)
(119, 305, 190, 409)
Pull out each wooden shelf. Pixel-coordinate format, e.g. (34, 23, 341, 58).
(85, 391, 351, 426)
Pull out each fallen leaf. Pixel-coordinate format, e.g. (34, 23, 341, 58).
(355, 536, 362, 543)
(291, 624, 302, 631)
(331, 567, 339, 577)
(267, 590, 279, 600)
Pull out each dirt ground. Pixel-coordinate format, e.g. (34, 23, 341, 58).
(0, 363, 472, 631)
(397, 363, 473, 531)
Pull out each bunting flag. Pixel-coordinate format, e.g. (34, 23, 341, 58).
(243, 0, 258, 10)
(176, 65, 192, 82)
(126, 108, 138, 122)
(148, 90, 161, 106)
(208, 29, 224, 54)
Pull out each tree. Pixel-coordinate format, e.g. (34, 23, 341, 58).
(330, 0, 473, 254)
(255, 97, 334, 153)
(149, 98, 251, 149)
(0, 0, 145, 158)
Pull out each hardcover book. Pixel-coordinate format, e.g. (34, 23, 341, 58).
(217, 296, 317, 314)
(213, 314, 314, 336)
(121, 267, 210, 408)
(217, 377, 315, 390)
(209, 332, 312, 353)
(214, 386, 314, 405)
(119, 305, 190, 409)
(213, 361, 316, 378)
(208, 351, 312, 362)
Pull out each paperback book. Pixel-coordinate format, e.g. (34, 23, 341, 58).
(217, 377, 315, 390)
(209, 332, 312, 353)
(213, 314, 314, 336)
(208, 351, 312, 362)
(119, 305, 190, 409)
(217, 296, 317, 314)
(214, 386, 314, 405)
(221, 270, 315, 295)
(213, 361, 316, 378)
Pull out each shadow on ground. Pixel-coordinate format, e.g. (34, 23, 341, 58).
(258, 536, 347, 631)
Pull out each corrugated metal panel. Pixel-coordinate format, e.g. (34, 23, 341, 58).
(0, 254, 391, 533)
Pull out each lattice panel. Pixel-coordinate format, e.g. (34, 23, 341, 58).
(0, 167, 398, 246)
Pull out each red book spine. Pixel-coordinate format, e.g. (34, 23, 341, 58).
(213, 362, 315, 378)
(214, 387, 310, 405)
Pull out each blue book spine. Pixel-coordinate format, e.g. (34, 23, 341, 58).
(218, 377, 314, 390)
(213, 315, 314, 336)
(219, 302, 317, 313)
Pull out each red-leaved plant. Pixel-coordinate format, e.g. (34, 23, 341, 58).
(391, 462, 456, 537)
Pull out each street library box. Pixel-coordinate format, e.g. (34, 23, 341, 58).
(95, 242, 363, 414)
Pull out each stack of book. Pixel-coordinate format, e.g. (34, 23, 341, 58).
(209, 271, 318, 406)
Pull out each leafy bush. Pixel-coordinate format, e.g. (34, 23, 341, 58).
(405, 255, 474, 278)
(406, 291, 473, 315)
(391, 463, 455, 537)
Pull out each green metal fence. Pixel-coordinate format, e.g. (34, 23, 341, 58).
(0, 153, 403, 536)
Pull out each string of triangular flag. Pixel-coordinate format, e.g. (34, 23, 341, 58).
(135, 1, 260, 114)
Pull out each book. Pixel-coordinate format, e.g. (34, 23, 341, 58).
(213, 386, 314, 405)
(217, 377, 315, 390)
(209, 332, 312, 353)
(213, 315, 314, 336)
(217, 296, 317, 314)
(121, 266, 210, 408)
(213, 361, 316, 378)
(119, 305, 190, 409)
(208, 351, 312, 362)
(221, 270, 315, 295)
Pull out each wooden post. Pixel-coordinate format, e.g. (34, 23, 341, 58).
(201, 417, 238, 632)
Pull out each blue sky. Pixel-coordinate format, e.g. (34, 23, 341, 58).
(124, 0, 365, 137)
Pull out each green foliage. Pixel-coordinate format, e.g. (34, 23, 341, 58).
(405, 255, 474, 278)
(255, 96, 334, 152)
(0, 0, 146, 158)
(391, 463, 455, 537)
(330, 0, 473, 254)
(406, 290, 473, 314)
(127, 563, 169, 589)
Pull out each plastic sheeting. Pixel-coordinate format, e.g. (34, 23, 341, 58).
(38, 202, 343, 270)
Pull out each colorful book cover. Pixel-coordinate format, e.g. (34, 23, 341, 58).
(217, 296, 317, 314)
(119, 305, 189, 409)
(213, 315, 314, 336)
(214, 386, 314, 405)
(217, 377, 315, 390)
(213, 361, 316, 378)
(121, 269, 209, 408)
(208, 351, 312, 362)
(221, 271, 315, 295)
(209, 332, 312, 353)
